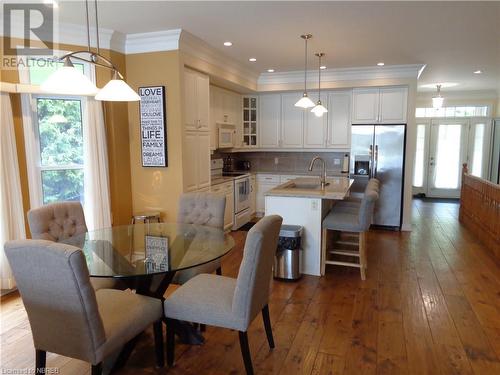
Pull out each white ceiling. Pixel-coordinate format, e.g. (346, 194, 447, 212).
(57, 1, 500, 93)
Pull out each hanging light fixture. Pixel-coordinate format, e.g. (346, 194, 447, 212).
(432, 84, 444, 109)
(41, 0, 139, 101)
(295, 34, 315, 108)
(311, 52, 328, 117)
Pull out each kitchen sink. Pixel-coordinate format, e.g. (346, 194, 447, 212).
(286, 181, 330, 190)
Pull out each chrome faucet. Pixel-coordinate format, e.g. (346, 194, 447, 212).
(308, 156, 328, 188)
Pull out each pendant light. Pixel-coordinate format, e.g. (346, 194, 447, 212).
(295, 34, 315, 108)
(432, 84, 444, 109)
(41, 0, 139, 101)
(311, 52, 328, 117)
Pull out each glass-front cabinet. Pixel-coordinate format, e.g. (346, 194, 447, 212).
(242, 96, 258, 148)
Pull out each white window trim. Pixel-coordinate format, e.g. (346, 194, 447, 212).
(19, 53, 95, 208)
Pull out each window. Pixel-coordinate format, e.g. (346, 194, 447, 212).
(416, 106, 489, 118)
(434, 124, 462, 189)
(413, 124, 426, 187)
(35, 96, 85, 204)
(471, 123, 485, 177)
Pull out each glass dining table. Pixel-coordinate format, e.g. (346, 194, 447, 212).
(61, 222, 235, 299)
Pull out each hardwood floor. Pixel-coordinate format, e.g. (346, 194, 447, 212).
(1, 198, 500, 374)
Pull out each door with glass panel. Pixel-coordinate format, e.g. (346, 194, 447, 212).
(427, 120, 468, 198)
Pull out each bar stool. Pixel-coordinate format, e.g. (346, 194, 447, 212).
(321, 180, 379, 280)
(131, 211, 162, 224)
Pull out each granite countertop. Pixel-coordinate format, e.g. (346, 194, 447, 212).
(210, 176, 236, 186)
(233, 170, 349, 177)
(266, 177, 354, 200)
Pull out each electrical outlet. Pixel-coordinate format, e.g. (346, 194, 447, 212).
(334, 158, 341, 165)
(311, 201, 318, 211)
(274, 157, 279, 165)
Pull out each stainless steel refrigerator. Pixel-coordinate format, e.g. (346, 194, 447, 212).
(350, 124, 406, 229)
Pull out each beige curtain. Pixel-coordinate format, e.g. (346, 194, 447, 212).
(0, 92, 26, 290)
(83, 99, 112, 230)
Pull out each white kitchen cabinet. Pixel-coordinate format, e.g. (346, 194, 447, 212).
(242, 96, 258, 148)
(249, 175, 256, 216)
(352, 87, 407, 124)
(327, 91, 351, 148)
(184, 69, 210, 131)
(379, 87, 408, 123)
(281, 93, 304, 148)
(183, 131, 210, 192)
(256, 174, 280, 214)
(209, 88, 221, 150)
(211, 181, 234, 230)
(304, 102, 327, 148)
(210, 86, 242, 149)
(259, 94, 281, 148)
(352, 88, 379, 124)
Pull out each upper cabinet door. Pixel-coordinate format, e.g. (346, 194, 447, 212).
(327, 91, 351, 148)
(259, 94, 281, 148)
(184, 70, 198, 131)
(281, 93, 304, 148)
(196, 74, 210, 131)
(304, 93, 327, 148)
(379, 87, 408, 124)
(197, 132, 211, 188)
(352, 88, 379, 124)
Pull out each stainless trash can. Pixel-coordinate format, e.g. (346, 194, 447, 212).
(274, 225, 303, 280)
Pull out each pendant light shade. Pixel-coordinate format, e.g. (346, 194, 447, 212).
(311, 52, 328, 117)
(95, 71, 140, 101)
(432, 84, 444, 109)
(295, 34, 315, 108)
(41, 58, 98, 95)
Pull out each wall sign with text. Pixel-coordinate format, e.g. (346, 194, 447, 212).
(139, 86, 167, 167)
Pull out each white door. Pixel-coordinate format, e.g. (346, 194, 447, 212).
(259, 94, 281, 148)
(184, 70, 198, 131)
(427, 120, 468, 198)
(183, 132, 198, 192)
(352, 88, 379, 124)
(196, 74, 210, 131)
(379, 87, 408, 124)
(281, 93, 304, 148)
(304, 104, 327, 148)
(197, 132, 211, 189)
(327, 91, 351, 148)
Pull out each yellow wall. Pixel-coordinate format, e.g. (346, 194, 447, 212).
(125, 50, 184, 221)
(1, 37, 133, 233)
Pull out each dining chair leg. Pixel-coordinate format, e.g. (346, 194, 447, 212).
(200, 324, 206, 332)
(216, 266, 222, 276)
(238, 331, 254, 375)
(91, 363, 102, 375)
(166, 319, 175, 366)
(153, 320, 164, 367)
(35, 349, 46, 375)
(261, 304, 275, 349)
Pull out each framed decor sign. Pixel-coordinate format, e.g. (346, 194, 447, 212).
(139, 86, 167, 167)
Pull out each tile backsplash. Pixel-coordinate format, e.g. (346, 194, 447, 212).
(216, 151, 349, 174)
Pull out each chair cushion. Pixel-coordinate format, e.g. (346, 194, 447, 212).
(322, 211, 362, 232)
(177, 193, 225, 229)
(95, 289, 163, 362)
(164, 274, 245, 331)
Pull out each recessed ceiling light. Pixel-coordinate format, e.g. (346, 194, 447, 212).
(223, 41, 233, 47)
(473, 70, 482, 74)
(267, 69, 275, 73)
(249, 58, 257, 62)
(320, 65, 327, 70)
(377, 62, 385, 66)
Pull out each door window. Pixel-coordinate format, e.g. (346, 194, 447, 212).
(433, 124, 463, 189)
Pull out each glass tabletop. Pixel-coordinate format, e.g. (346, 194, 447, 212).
(61, 223, 235, 278)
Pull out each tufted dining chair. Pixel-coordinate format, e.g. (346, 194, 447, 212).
(174, 192, 226, 285)
(164, 215, 283, 375)
(27, 201, 120, 291)
(4, 240, 164, 375)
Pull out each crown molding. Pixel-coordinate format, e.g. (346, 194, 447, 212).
(125, 29, 182, 54)
(258, 64, 426, 86)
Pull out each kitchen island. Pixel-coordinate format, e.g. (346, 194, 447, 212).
(265, 177, 354, 276)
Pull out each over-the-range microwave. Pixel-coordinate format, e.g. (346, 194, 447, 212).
(218, 123, 236, 148)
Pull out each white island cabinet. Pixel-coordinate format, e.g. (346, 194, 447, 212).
(265, 177, 353, 276)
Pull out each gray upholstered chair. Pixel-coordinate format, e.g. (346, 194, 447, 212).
(321, 180, 380, 279)
(4, 240, 164, 375)
(27, 201, 118, 291)
(164, 215, 283, 375)
(174, 192, 226, 284)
